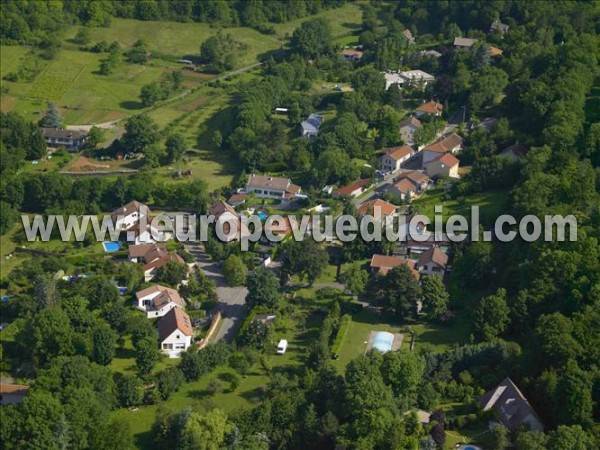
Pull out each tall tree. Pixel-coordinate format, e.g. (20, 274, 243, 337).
(421, 275, 449, 320)
(165, 133, 187, 163)
(246, 267, 280, 308)
(474, 288, 510, 340)
(372, 265, 422, 319)
(92, 323, 117, 366)
(122, 114, 160, 153)
(40, 102, 63, 128)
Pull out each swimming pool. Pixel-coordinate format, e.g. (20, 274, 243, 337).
(102, 242, 120, 252)
(257, 212, 268, 220)
(458, 445, 482, 450)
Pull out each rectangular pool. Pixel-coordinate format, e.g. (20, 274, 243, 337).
(102, 242, 120, 253)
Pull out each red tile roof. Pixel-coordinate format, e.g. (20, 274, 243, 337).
(136, 284, 184, 307)
(370, 254, 420, 279)
(418, 247, 448, 268)
(428, 153, 460, 168)
(143, 252, 185, 272)
(358, 199, 397, 217)
(423, 133, 463, 153)
(157, 307, 193, 341)
(0, 384, 29, 395)
(394, 178, 418, 194)
(333, 178, 371, 197)
(383, 145, 414, 161)
(416, 100, 443, 115)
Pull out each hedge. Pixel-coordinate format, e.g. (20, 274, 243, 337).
(331, 314, 351, 356)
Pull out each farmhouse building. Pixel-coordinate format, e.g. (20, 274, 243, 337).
(42, 128, 88, 151)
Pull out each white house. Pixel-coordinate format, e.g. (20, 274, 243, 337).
(398, 117, 422, 145)
(417, 247, 448, 276)
(135, 284, 185, 318)
(380, 145, 414, 173)
(157, 307, 193, 358)
(246, 174, 301, 201)
(111, 200, 149, 233)
(384, 70, 435, 90)
(332, 178, 371, 198)
(300, 114, 324, 139)
(42, 128, 88, 151)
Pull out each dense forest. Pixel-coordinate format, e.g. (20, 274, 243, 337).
(1, 1, 599, 449)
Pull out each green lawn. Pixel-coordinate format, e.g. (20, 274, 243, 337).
(111, 306, 318, 449)
(412, 188, 509, 228)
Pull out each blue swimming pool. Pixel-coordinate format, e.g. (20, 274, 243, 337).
(257, 212, 268, 220)
(103, 241, 120, 252)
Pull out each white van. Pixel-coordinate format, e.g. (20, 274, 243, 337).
(276, 339, 288, 354)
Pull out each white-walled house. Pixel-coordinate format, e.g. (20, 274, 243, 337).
(157, 307, 193, 358)
(111, 200, 149, 233)
(246, 174, 302, 201)
(398, 117, 422, 145)
(380, 145, 414, 173)
(421, 133, 464, 164)
(135, 284, 185, 318)
(417, 247, 448, 276)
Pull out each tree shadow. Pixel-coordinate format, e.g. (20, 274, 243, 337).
(119, 100, 144, 110)
(238, 386, 265, 403)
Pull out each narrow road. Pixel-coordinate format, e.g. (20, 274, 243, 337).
(184, 243, 247, 343)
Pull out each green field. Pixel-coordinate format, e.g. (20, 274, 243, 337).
(412, 188, 509, 227)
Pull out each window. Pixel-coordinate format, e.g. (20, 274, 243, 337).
(176, 334, 180, 339)
(163, 343, 173, 350)
(175, 344, 185, 349)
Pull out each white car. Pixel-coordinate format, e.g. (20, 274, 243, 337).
(276, 339, 288, 354)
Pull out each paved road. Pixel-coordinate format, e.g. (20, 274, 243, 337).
(184, 243, 248, 343)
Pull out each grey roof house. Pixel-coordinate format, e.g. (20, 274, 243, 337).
(301, 114, 324, 139)
(479, 377, 544, 432)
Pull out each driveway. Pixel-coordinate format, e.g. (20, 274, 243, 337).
(184, 243, 248, 343)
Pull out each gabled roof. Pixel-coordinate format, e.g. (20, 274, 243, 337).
(333, 178, 370, 196)
(136, 284, 184, 308)
(42, 128, 87, 140)
(370, 254, 419, 279)
(423, 133, 463, 153)
(301, 114, 324, 133)
(128, 243, 166, 259)
(399, 116, 422, 130)
(500, 142, 528, 159)
(427, 153, 460, 168)
(383, 145, 414, 161)
(208, 200, 237, 218)
(247, 174, 291, 191)
(416, 100, 443, 115)
(398, 171, 430, 185)
(479, 378, 543, 432)
(418, 246, 448, 268)
(111, 200, 149, 219)
(490, 19, 509, 33)
(157, 307, 193, 341)
(394, 178, 418, 194)
(228, 193, 247, 203)
(453, 37, 478, 47)
(143, 252, 185, 272)
(358, 199, 397, 217)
